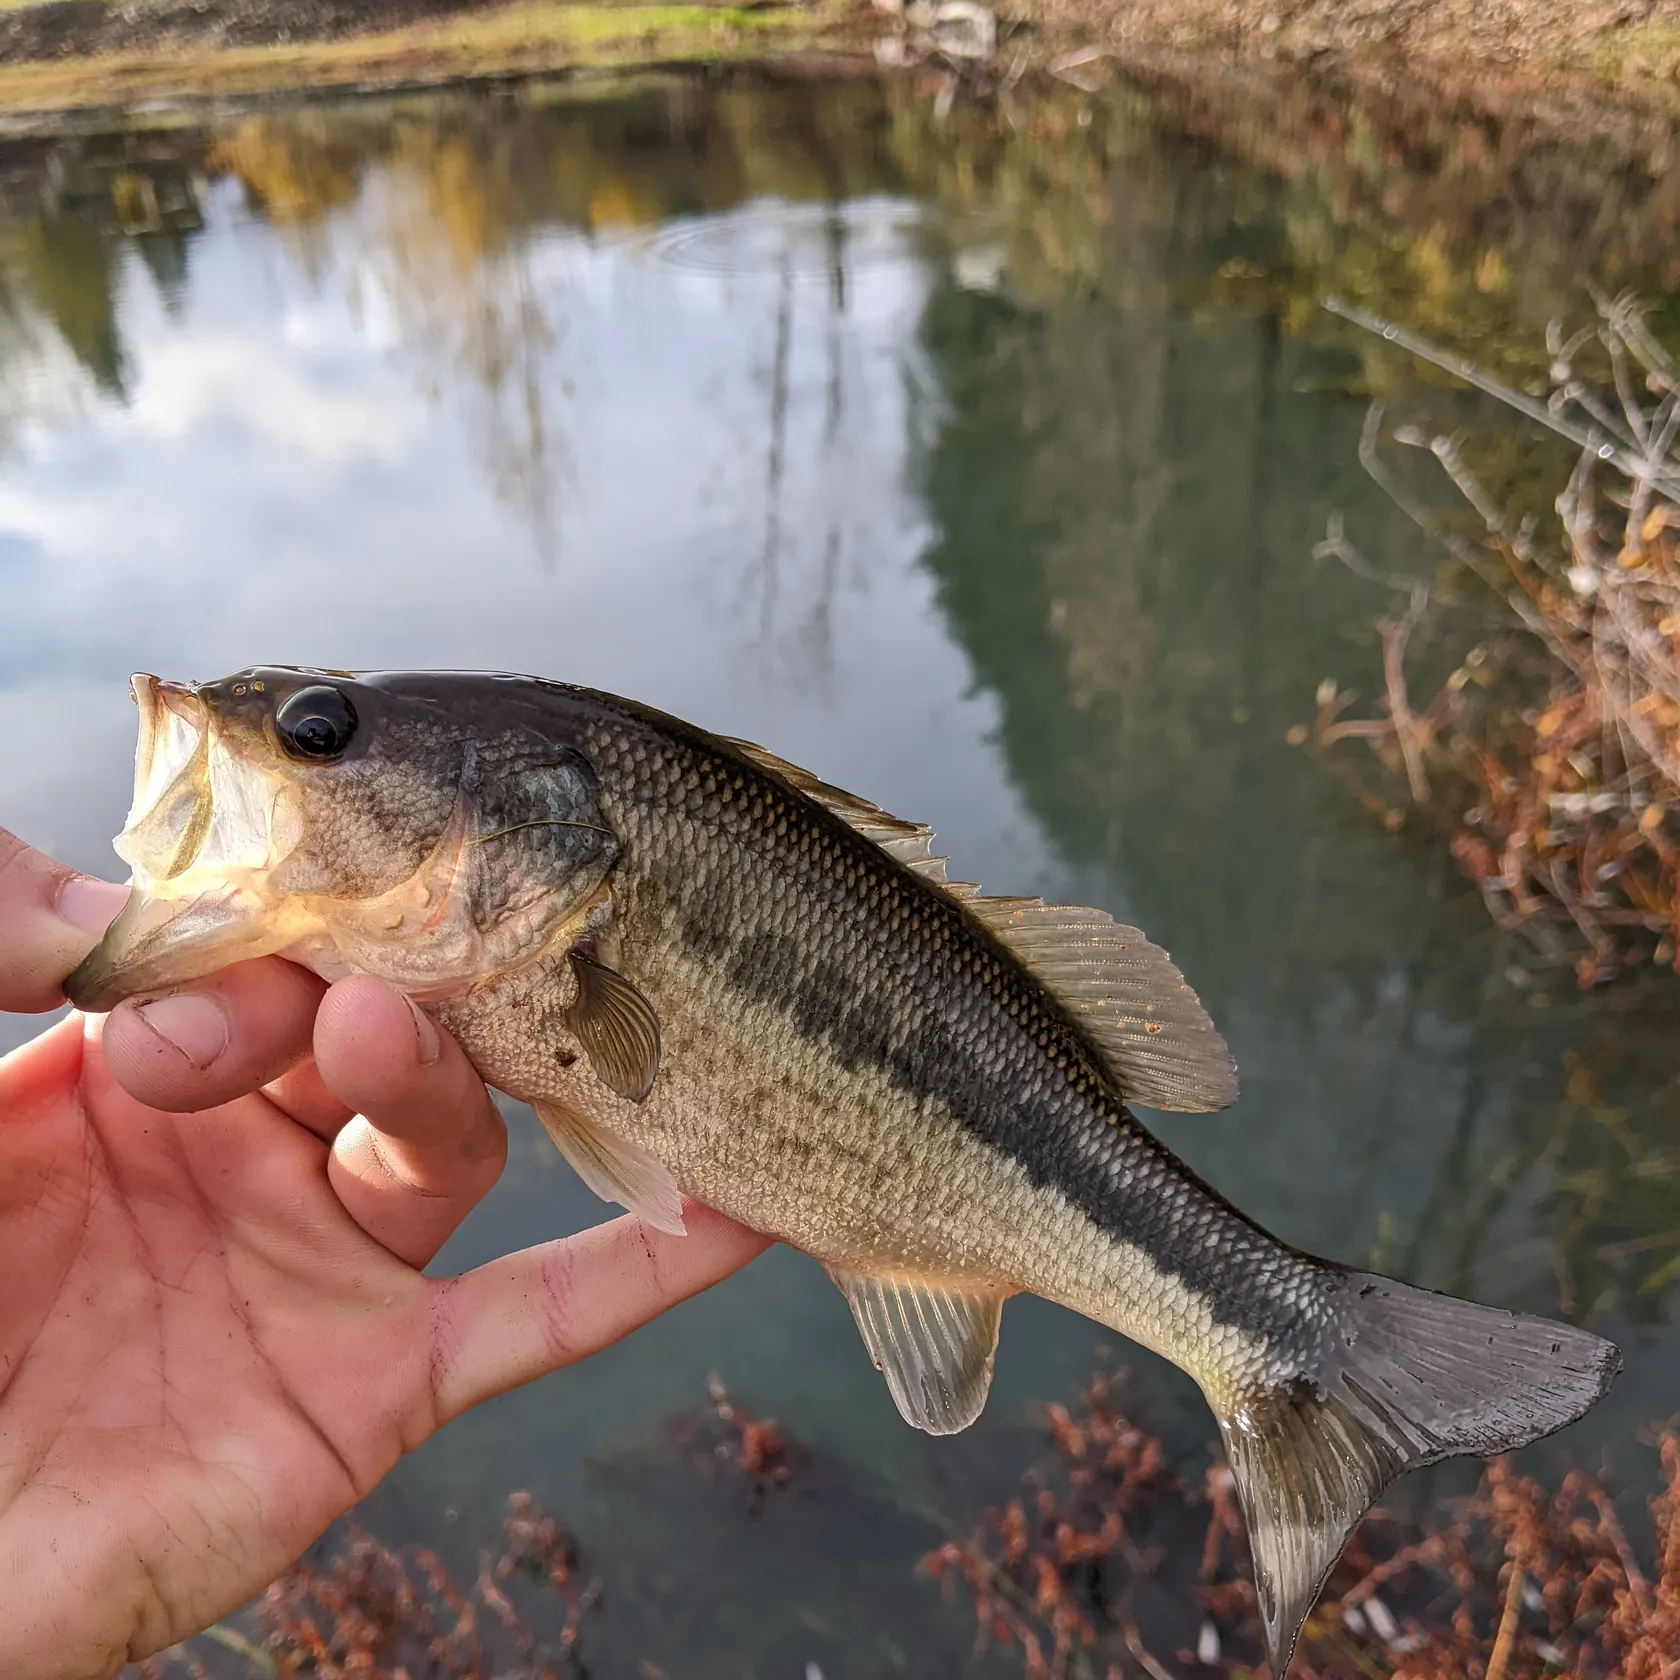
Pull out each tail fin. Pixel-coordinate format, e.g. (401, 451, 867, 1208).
(1214, 1271, 1619, 1677)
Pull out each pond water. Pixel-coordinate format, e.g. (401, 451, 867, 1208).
(1, 68, 1677, 1676)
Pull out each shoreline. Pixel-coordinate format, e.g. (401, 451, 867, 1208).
(0, 0, 1676, 137)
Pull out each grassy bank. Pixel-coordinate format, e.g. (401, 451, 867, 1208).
(0, 0, 864, 125)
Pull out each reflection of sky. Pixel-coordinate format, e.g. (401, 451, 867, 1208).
(0, 184, 1048, 897)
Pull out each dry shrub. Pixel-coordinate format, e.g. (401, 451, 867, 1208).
(137, 1492, 598, 1680)
(925, 1369, 1680, 1680)
(1301, 295, 1680, 987)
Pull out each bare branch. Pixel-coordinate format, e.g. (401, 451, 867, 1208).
(1323, 296, 1680, 499)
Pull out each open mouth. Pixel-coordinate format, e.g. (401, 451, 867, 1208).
(63, 673, 304, 1012)
(117, 674, 213, 886)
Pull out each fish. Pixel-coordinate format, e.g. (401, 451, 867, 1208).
(66, 667, 1620, 1676)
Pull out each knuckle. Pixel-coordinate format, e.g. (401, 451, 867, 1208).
(0, 828, 48, 896)
(535, 1244, 585, 1366)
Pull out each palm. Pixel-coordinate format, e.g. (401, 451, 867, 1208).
(1, 1019, 433, 1665)
(0, 1013, 765, 1680)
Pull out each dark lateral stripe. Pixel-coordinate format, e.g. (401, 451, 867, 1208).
(664, 790, 1319, 1358)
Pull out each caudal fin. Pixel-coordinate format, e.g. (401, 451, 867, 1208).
(1214, 1271, 1619, 1677)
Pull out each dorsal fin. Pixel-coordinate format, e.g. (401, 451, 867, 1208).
(721, 736, 1238, 1113)
(723, 736, 952, 882)
(959, 896, 1237, 1112)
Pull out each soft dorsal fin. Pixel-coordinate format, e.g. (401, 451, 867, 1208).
(722, 736, 1237, 1113)
(960, 896, 1237, 1113)
(826, 1266, 1005, 1435)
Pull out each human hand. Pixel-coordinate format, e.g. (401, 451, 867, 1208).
(0, 827, 769, 1679)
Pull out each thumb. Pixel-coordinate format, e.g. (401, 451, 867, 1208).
(0, 829, 130, 1014)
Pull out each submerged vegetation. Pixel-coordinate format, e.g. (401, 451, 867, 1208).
(136, 1493, 601, 1678)
(136, 1370, 1680, 1680)
(929, 1371, 1680, 1680)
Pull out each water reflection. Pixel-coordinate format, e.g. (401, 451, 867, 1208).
(0, 69, 1676, 1670)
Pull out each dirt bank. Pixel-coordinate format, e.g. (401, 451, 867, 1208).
(0, 0, 868, 127)
(1038, 0, 1680, 109)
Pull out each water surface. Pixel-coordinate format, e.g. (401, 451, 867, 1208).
(0, 72, 1675, 1674)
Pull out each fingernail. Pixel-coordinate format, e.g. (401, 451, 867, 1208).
(136, 993, 230, 1070)
(407, 998, 441, 1066)
(57, 875, 131, 935)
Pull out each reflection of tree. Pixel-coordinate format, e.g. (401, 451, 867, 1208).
(209, 114, 364, 276)
(133, 232, 192, 316)
(6, 71, 1680, 515)
(912, 137, 1680, 1335)
(756, 258, 793, 644)
(368, 122, 568, 562)
(8, 213, 126, 396)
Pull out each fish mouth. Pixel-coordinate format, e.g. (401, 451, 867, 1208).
(64, 673, 304, 1012)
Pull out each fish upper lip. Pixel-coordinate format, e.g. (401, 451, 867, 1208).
(133, 672, 204, 724)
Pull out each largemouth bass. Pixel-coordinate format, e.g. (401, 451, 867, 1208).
(66, 668, 1619, 1675)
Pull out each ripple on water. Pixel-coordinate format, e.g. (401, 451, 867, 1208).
(639, 196, 929, 279)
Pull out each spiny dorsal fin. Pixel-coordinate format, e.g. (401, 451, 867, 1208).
(723, 737, 952, 882)
(722, 736, 1237, 1112)
(825, 1266, 1005, 1435)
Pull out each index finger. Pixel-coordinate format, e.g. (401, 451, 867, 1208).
(0, 828, 131, 1014)
(428, 1205, 772, 1423)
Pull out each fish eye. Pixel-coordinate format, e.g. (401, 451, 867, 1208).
(275, 686, 358, 762)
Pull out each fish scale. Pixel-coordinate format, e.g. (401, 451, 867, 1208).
(66, 665, 1621, 1678)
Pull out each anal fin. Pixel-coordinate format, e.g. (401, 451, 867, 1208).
(826, 1267, 1005, 1435)
(532, 1099, 686, 1236)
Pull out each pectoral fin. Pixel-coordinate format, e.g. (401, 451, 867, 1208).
(531, 1100, 686, 1235)
(563, 951, 661, 1103)
(826, 1267, 1005, 1434)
